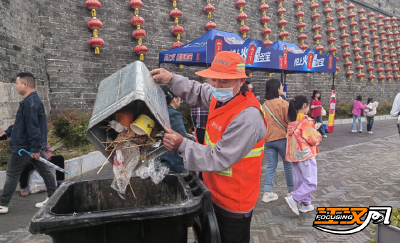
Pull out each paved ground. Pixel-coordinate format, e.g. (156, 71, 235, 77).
(0, 119, 399, 242)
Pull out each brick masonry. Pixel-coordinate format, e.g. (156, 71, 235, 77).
(1, 0, 400, 130)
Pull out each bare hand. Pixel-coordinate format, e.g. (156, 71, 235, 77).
(163, 128, 184, 151)
(186, 133, 193, 138)
(31, 153, 41, 160)
(150, 68, 173, 84)
(0, 132, 6, 137)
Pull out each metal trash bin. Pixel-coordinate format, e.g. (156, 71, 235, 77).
(29, 172, 220, 243)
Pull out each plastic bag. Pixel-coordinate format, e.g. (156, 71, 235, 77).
(136, 157, 169, 184)
(110, 142, 140, 199)
(28, 170, 47, 194)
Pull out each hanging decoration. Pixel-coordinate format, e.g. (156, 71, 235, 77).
(204, 0, 216, 30)
(236, 0, 249, 38)
(86, 0, 104, 54)
(130, 0, 147, 60)
(260, 1, 272, 47)
(170, 0, 184, 51)
(357, 9, 367, 81)
(276, 0, 288, 41)
(393, 17, 400, 79)
(295, 1, 307, 50)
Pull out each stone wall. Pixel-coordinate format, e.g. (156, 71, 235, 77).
(1, 0, 400, 126)
(0, 0, 49, 131)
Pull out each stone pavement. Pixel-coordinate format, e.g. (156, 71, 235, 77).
(0, 119, 399, 242)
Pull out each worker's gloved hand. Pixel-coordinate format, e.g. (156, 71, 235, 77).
(163, 128, 183, 151)
(150, 68, 173, 84)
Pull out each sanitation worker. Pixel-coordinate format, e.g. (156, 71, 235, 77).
(151, 51, 268, 243)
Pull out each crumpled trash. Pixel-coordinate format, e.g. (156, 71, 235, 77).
(109, 120, 127, 133)
(136, 158, 169, 184)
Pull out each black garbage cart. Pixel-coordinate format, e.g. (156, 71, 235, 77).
(29, 172, 220, 243)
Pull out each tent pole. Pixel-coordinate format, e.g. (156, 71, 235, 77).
(332, 73, 335, 90)
(158, 63, 160, 68)
(281, 70, 283, 84)
(284, 71, 286, 84)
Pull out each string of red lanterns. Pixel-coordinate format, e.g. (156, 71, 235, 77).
(356, 9, 366, 81)
(86, 0, 104, 54)
(236, 0, 249, 38)
(170, 0, 184, 51)
(335, 0, 344, 75)
(130, 0, 147, 61)
(296, 1, 307, 51)
(260, 1, 272, 47)
(345, 3, 356, 79)
(204, 0, 216, 31)
(276, 0, 288, 41)
(393, 17, 400, 80)
(311, 0, 323, 58)
(365, 12, 374, 81)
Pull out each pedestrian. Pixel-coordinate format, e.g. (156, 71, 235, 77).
(0, 72, 57, 214)
(19, 143, 65, 197)
(351, 95, 366, 133)
(151, 51, 268, 243)
(191, 105, 208, 145)
(160, 86, 196, 173)
(284, 95, 321, 216)
(261, 79, 293, 203)
(390, 92, 400, 135)
(363, 98, 379, 134)
(310, 90, 327, 138)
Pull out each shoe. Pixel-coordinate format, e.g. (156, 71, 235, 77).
(21, 189, 29, 197)
(359, 130, 363, 133)
(322, 135, 327, 138)
(368, 131, 373, 134)
(284, 195, 299, 216)
(262, 192, 278, 203)
(298, 204, 315, 213)
(351, 130, 357, 133)
(35, 197, 49, 208)
(0, 206, 8, 214)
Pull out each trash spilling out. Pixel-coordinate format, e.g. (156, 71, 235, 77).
(86, 61, 172, 198)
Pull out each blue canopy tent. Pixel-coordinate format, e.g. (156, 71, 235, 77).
(207, 36, 337, 87)
(158, 29, 244, 67)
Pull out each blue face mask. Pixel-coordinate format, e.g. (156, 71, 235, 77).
(210, 82, 239, 103)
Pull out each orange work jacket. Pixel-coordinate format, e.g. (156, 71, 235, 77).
(203, 91, 268, 213)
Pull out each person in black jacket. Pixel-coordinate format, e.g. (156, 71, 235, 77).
(0, 73, 56, 214)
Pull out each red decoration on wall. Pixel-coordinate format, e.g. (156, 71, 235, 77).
(169, 0, 184, 52)
(130, 0, 146, 60)
(237, 0, 248, 38)
(86, 0, 103, 54)
(204, 0, 216, 31)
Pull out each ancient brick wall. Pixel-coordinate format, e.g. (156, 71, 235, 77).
(0, 0, 49, 131)
(1, 0, 400, 126)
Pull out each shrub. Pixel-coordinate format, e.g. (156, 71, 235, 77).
(51, 109, 92, 147)
(370, 207, 400, 243)
(0, 141, 11, 170)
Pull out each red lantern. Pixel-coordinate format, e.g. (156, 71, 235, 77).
(260, 4, 269, 12)
(350, 21, 358, 29)
(276, 0, 285, 7)
(367, 66, 374, 73)
(337, 7, 345, 14)
(358, 73, 365, 80)
(313, 25, 322, 32)
(341, 33, 349, 40)
(88, 36, 104, 54)
(353, 47, 361, 54)
(329, 47, 337, 54)
(352, 39, 360, 46)
(343, 52, 351, 60)
(364, 50, 372, 57)
(85, 0, 101, 10)
(262, 28, 272, 36)
(355, 56, 363, 63)
(378, 22, 385, 29)
(338, 16, 346, 23)
(351, 30, 359, 36)
(377, 15, 384, 20)
(278, 19, 288, 30)
(300, 44, 308, 50)
(296, 11, 305, 18)
(376, 59, 383, 66)
(361, 26, 368, 32)
(294, 1, 303, 10)
(358, 9, 365, 16)
(170, 9, 183, 24)
(316, 45, 324, 54)
(393, 17, 398, 23)
(324, 8, 332, 15)
(339, 24, 347, 31)
(261, 16, 270, 26)
(87, 18, 103, 37)
(326, 17, 334, 25)
(312, 13, 321, 21)
(382, 45, 389, 51)
(134, 44, 147, 60)
(236, 0, 246, 12)
(385, 25, 392, 31)
(204, 4, 215, 18)
(264, 40, 273, 47)
(172, 25, 184, 40)
(297, 22, 306, 32)
(362, 33, 370, 40)
(369, 74, 376, 81)
(387, 74, 393, 81)
(379, 75, 386, 81)
(311, 3, 319, 12)
(369, 20, 376, 26)
(342, 43, 350, 50)
(365, 59, 373, 65)
(240, 26, 250, 38)
(314, 34, 322, 43)
(129, 0, 143, 15)
(132, 29, 146, 44)
(205, 21, 216, 30)
(374, 52, 382, 57)
(298, 34, 307, 43)
(173, 41, 184, 49)
(386, 67, 393, 72)
(372, 36, 379, 43)
(238, 13, 248, 25)
(279, 31, 289, 41)
(131, 16, 145, 28)
(347, 4, 355, 12)
(370, 28, 378, 34)
(368, 12, 375, 19)
(384, 17, 391, 23)
(381, 37, 388, 43)
(346, 71, 354, 78)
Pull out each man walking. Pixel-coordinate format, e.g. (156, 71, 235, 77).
(0, 72, 56, 214)
(151, 51, 268, 243)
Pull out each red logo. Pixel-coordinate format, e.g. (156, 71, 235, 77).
(283, 50, 288, 70)
(307, 53, 314, 70)
(279, 56, 283, 69)
(164, 54, 176, 61)
(215, 39, 223, 56)
(329, 55, 333, 69)
(176, 53, 193, 61)
(246, 44, 256, 65)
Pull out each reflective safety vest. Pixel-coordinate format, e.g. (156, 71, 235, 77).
(203, 91, 268, 213)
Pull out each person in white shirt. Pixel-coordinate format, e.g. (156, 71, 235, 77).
(390, 92, 400, 135)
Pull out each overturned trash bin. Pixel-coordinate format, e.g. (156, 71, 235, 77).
(29, 172, 220, 243)
(29, 61, 220, 243)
